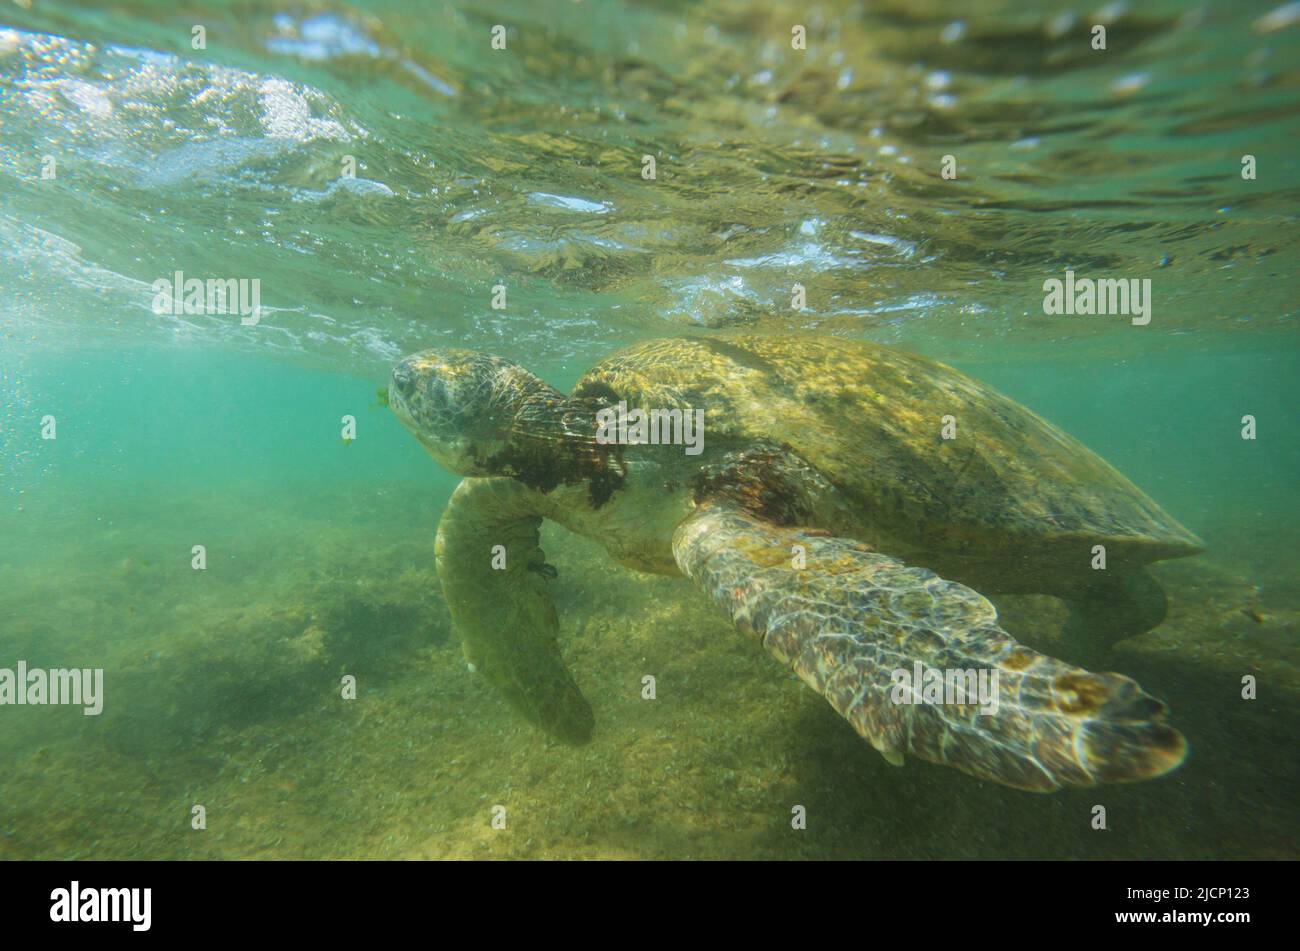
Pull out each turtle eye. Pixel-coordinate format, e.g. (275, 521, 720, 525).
(430, 378, 456, 413)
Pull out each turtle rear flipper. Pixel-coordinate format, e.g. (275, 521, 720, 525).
(436, 477, 594, 744)
(672, 503, 1187, 792)
(1059, 566, 1170, 668)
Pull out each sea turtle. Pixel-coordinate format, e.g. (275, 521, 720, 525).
(389, 333, 1200, 791)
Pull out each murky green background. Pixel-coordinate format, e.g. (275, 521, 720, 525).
(1, 1, 1297, 858)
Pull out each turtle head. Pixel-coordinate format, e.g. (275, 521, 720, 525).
(390, 349, 559, 476)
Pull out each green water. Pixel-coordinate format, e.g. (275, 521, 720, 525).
(1, 1, 1297, 858)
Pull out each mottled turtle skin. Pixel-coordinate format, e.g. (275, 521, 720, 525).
(390, 333, 1198, 792)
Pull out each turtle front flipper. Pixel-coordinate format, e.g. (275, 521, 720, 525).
(436, 477, 594, 744)
(672, 503, 1187, 792)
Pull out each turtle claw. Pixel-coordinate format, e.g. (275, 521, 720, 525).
(879, 749, 906, 767)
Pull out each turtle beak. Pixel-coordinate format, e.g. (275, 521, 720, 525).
(391, 364, 416, 399)
(388, 360, 419, 427)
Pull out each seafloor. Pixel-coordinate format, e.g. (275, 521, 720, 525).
(1, 483, 1295, 859)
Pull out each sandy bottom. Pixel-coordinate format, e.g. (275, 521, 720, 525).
(1, 482, 1296, 859)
